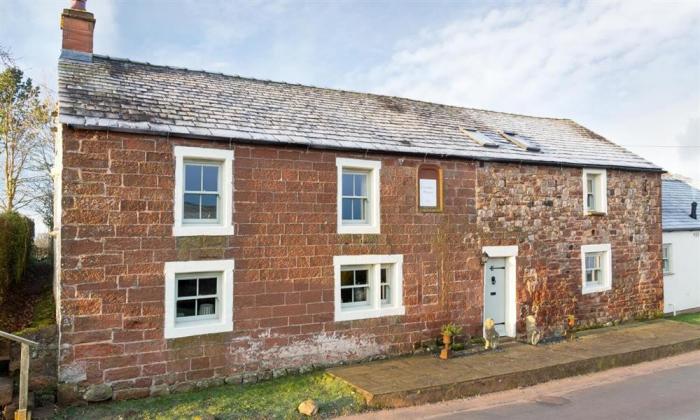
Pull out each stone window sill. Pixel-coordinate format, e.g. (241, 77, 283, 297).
(582, 285, 612, 295)
(335, 306, 405, 322)
(585, 211, 607, 216)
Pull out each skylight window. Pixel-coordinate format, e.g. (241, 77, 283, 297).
(460, 127, 499, 148)
(500, 131, 541, 152)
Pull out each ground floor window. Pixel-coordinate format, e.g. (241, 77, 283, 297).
(580, 244, 612, 294)
(164, 259, 234, 339)
(340, 267, 370, 308)
(585, 252, 604, 285)
(176, 273, 220, 321)
(333, 255, 404, 321)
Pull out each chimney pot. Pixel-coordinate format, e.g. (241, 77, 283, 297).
(691, 201, 698, 220)
(61, 0, 95, 58)
(71, 0, 86, 10)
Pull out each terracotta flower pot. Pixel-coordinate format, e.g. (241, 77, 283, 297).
(439, 334, 452, 360)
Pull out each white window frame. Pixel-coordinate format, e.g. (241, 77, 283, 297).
(662, 243, 672, 275)
(182, 161, 223, 225)
(336, 158, 381, 234)
(333, 254, 404, 321)
(582, 168, 607, 214)
(580, 244, 612, 294)
(174, 146, 234, 236)
(174, 272, 221, 322)
(164, 259, 234, 339)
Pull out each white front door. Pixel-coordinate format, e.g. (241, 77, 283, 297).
(484, 257, 507, 336)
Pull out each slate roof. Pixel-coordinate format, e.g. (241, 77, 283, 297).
(58, 55, 661, 172)
(662, 178, 700, 232)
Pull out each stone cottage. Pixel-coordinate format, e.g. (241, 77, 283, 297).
(54, 1, 664, 400)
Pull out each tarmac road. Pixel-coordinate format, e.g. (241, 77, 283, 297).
(344, 350, 700, 420)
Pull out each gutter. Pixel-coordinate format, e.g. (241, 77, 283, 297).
(662, 227, 700, 232)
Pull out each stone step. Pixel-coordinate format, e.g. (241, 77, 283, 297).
(0, 376, 12, 406)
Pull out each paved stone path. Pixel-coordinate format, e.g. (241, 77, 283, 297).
(327, 320, 700, 408)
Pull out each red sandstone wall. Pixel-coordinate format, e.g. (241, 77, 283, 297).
(476, 162, 663, 334)
(57, 127, 662, 399)
(58, 128, 479, 399)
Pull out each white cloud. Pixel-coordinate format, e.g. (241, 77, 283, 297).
(677, 116, 700, 161)
(353, 0, 700, 180)
(2, 0, 698, 186)
(0, 0, 118, 91)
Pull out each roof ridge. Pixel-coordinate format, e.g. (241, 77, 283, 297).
(88, 54, 572, 123)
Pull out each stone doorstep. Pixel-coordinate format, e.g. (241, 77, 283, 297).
(327, 320, 700, 409)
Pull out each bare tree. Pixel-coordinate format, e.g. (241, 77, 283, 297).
(27, 103, 56, 228)
(0, 48, 53, 215)
(0, 44, 14, 67)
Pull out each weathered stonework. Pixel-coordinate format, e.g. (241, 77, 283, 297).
(57, 127, 663, 401)
(9, 326, 58, 394)
(476, 162, 663, 334)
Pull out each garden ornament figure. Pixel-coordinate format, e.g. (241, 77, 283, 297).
(525, 315, 541, 345)
(484, 318, 500, 350)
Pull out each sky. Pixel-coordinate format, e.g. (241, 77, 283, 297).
(1, 0, 699, 230)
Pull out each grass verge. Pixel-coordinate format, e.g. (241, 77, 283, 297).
(668, 312, 700, 325)
(55, 371, 366, 419)
(0, 259, 54, 333)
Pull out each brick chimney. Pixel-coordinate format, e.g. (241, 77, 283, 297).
(60, 0, 95, 60)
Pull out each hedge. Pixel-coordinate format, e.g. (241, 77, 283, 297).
(0, 212, 34, 304)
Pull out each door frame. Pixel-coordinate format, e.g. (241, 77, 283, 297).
(482, 245, 518, 337)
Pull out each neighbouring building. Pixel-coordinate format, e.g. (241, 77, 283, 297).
(54, 2, 664, 401)
(662, 177, 700, 314)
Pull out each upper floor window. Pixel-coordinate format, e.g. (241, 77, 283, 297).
(342, 171, 369, 222)
(174, 146, 234, 237)
(336, 158, 381, 234)
(582, 168, 607, 214)
(662, 244, 672, 275)
(581, 243, 612, 294)
(184, 162, 220, 222)
(418, 164, 443, 212)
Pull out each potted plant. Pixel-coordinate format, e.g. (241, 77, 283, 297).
(439, 323, 462, 360)
(565, 314, 576, 341)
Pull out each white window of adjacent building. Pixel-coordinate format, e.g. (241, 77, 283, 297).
(662, 243, 672, 275)
(582, 168, 607, 214)
(333, 254, 404, 321)
(336, 158, 381, 234)
(164, 259, 234, 339)
(173, 146, 234, 236)
(581, 244, 612, 294)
